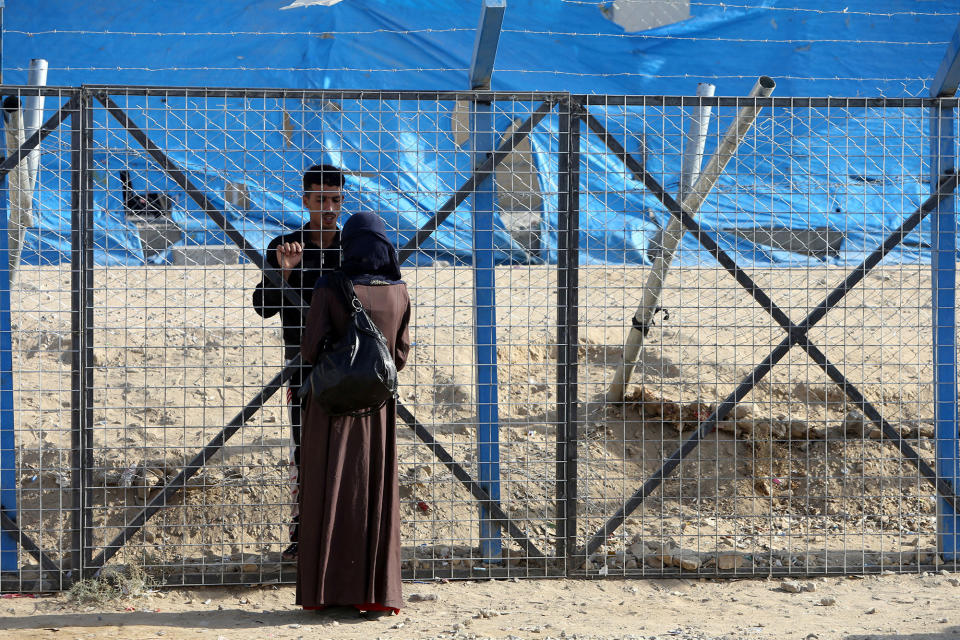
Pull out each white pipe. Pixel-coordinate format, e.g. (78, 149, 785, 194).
(648, 82, 715, 261)
(24, 58, 48, 196)
(679, 83, 716, 201)
(4, 98, 32, 279)
(607, 76, 775, 402)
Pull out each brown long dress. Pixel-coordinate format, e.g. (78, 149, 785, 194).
(295, 281, 411, 610)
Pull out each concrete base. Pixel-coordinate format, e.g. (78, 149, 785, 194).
(726, 227, 844, 259)
(171, 245, 240, 266)
(133, 219, 182, 261)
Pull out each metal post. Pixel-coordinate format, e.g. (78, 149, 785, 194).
(80, 94, 94, 575)
(24, 59, 48, 195)
(469, 0, 506, 562)
(931, 103, 959, 559)
(648, 82, 715, 261)
(3, 97, 29, 280)
(0, 1, 4, 85)
(0, 119, 13, 572)
(471, 98, 502, 561)
(555, 102, 580, 567)
(70, 91, 93, 578)
(930, 18, 960, 561)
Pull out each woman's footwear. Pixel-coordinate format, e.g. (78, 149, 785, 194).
(355, 602, 399, 616)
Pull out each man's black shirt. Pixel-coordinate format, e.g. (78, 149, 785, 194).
(252, 225, 342, 360)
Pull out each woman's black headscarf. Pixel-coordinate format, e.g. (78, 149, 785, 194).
(339, 211, 403, 285)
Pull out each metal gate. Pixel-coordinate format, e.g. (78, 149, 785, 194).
(1, 86, 958, 591)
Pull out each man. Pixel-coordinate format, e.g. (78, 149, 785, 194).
(252, 164, 344, 562)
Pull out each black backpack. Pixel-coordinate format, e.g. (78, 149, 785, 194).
(298, 272, 398, 416)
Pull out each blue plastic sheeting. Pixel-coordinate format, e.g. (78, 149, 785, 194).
(1, 1, 957, 267)
(5, 1, 952, 97)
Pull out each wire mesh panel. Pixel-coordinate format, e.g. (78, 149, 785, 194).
(3, 87, 958, 592)
(72, 88, 568, 587)
(572, 94, 959, 578)
(0, 88, 80, 593)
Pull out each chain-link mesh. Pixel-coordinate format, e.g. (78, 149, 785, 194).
(1, 88, 958, 591)
(574, 95, 958, 577)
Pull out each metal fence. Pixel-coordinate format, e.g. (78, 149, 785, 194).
(0, 86, 958, 591)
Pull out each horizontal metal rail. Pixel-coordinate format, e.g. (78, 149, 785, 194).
(575, 95, 960, 108)
(84, 84, 569, 103)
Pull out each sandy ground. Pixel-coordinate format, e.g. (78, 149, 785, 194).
(9, 263, 942, 580)
(3, 572, 960, 640)
(3, 262, 954, 639)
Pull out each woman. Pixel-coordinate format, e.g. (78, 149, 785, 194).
(296, 210, 411, 614)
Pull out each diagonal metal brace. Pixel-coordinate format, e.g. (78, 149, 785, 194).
(86, 362, 297, 574)
(0, 96, 76, 182)
(580, 171, 960, 559)
(634, 163, 960, 509)
(579, 109, 646, 184)
(0, 507, 61, 574)
(97, 94, 269, 271)
(92, 92, 545, 567)
(397, 404, 544, 559)
(398, 97, 558, 263)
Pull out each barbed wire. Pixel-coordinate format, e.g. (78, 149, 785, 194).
(4, 65, 472, 73)
(4, 27, 947, 47)
(500, 70, 931, 83)
(4, 27, 475, 37)
(559, 0, 960, 18)
(4, 64, 930, 86)
(502, 29, 948, 46)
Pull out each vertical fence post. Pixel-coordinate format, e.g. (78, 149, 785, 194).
(555, 100, 580, 569)
(70, 90, 93, 579)
(469, 0, 506, 563)
(0, 100, 14, 573)
(931, 100, 959, 559)
(471, 96, 502, 562)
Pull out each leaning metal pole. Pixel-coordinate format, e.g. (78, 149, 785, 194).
(648, 82, 715, 262)
(607, 76, 775, 401)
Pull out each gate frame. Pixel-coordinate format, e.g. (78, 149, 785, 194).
(2, 88, 958, 586)
(82, 87, 567, 580)
(573, 94, 960, 567)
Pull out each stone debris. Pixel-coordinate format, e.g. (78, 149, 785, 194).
(409, 593, 438, 602)
(819, 596, 837, 606)
(716, 553, 744, 570)
(781, 580, 803, 593)
(671, 551, 701, 571)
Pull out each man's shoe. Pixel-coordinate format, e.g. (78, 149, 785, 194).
(282, 542, 298, 562)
